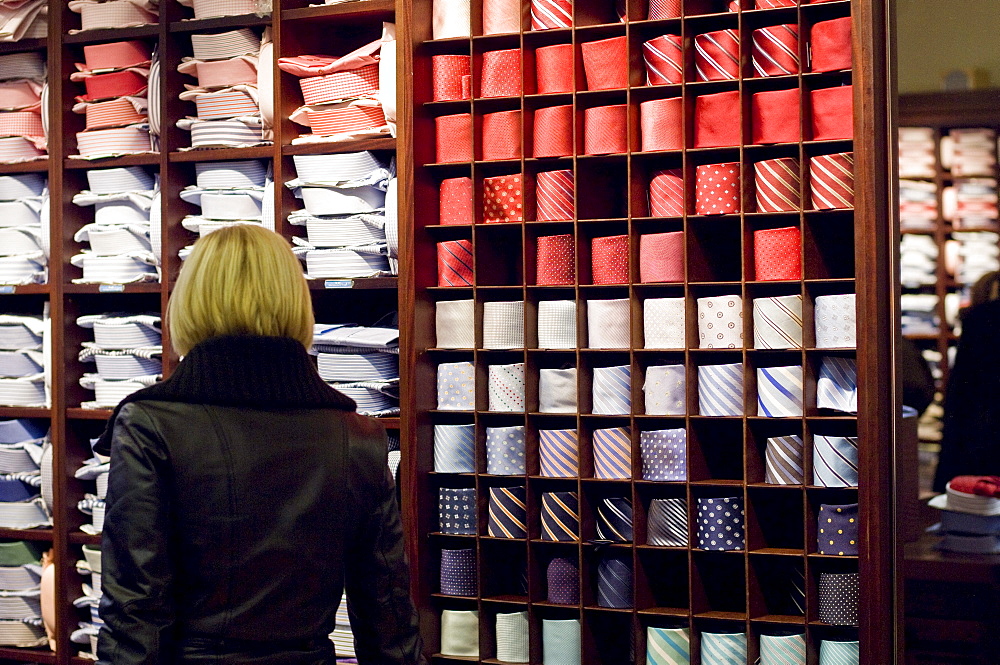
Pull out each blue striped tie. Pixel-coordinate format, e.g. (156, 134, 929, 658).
(700, 631, 747, 665)
(813, 435, 859, 487)
(646, 626, 690, 665)
(434, 424, 475, 473)
(596, 497, 632, 542)
(760, 634, 805, 665)
(646, 498, 688, 547)
(756, 365, 803, 417)
(819, 640, 859, 665)
(764, 435, 804, 484)
(541, 492, 579, 541)
(697, 363, 744, 416)
(593, 427, 631, 479)
(816, 356, 858, 413)
(596, 552, 632, 608)
(539, 429, 579, 477)
(486, 426, 526, 475)
(592, 365, 631, 414)
(487, 486, 527, 538)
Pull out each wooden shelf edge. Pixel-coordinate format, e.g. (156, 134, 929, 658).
(64, 153, 160, 169)
(0, 528, 53, 542)
(0, 159, 48, 174)
(169, 12, 272, 32)
(169, 146, 275, 162)
(282, 0, 393, 21)
(282, 137, 396, 155)
(63, 24, 159, 44)
(62, 283, 163, 294)
(0, 38, 46, 54)
(66, 408, 112, 421)
(0, 407, 51, 419)
(69, 532, 102, 545)
(307, 276, 398, 290)
(0, 647, 55, 663)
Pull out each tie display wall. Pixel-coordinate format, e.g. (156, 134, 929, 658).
(400, 0, 896, 663)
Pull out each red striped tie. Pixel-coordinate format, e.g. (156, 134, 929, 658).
(754, 157, 801, 212)
(531, 0, 572, 29)
(649, 169, 685, 217)
(647, 0, 680, 19)
(481, 110, 521, 160)
(752, 25, 799, 77)
(695, 163, 741, 215)
(440, 177, 474, 225)
(695, 29, 740, 81)
(640, 98, 682, 152)
(643, 35, 684, 85)
(809, 153, 854, 210)
(536, 234, 576, 285)
(484, 174, 524, 222)
(536, 170, 574, 221)
(533, 105, 573, 157)
(438, 240, 475, 286)
(584, 105, 627, 155)
(755, 0, 797, 7)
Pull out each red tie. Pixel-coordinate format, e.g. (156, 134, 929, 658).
(811, 17, 852, 73)
(435, 114, 473, 163)
(533, 105, 573, 158)
(536, 170, 574, 221)
(694, 29, 740, 81)
(751, 88, 800, 144)
(440, 177, 474, 225)
(535, 44, 574, 94)
(438, 240, 475, 286)
(752, 25, 799, 77)
(536, 234, 576, 285)
(755, 0, 797, 7)
(639, 232, 684, 283)
(531, 0, 572, 29)
(480, 49, 522, 98)
(584, 105, 627, 155)
(810, 85, 853, 140)
(643, 35, 684, 85)
(649, 168, 685, 217)
(647, 0, 680, 19)
(481, 110, 522, 161)
(695, 90, 741, 148)
(754, 226, 801, 281)
(754, 157, 801, 213)
(591, 235, 629, 284)
(581, 36, 629, 91)
(950, 476, 1000, 498)
(695, 163, 740, 215)
(640, 98, 682, 152)
(809, 152, 854, 210)
(484, 174, 525, 222)
(432, 55, 471, 101)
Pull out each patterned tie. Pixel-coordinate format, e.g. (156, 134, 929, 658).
(640, 428, 686, 480)
(537, 300, 577, 349)
(810, 86, 853, 141)
(536, 44, 574, 94)
(643, 364, 686, 416)
(818, 573, 859, 626)
(811, 17, 853, 73)
(809, 152, 854, 210)
(752, 295, 803, 349)
(434, 424, 476, 473)
(486, 426, 527, 474)
(641, 97, 683, 152)
(581, 36, 629, 91)
(539, 429, 580, 477)
(437, 361, 475, 410)
(435, 114, 473, 163)
(535, 169, 574, 221)
(436, 300, 476, 349)
(752, 88, 801, 145)
(592, 366, 632, 416)
(583, 105, 627, 155)
(646, 626, 689, 665)
(531, 0, 572, 29)
(647, 0, 680, 19)
(640, 232, 683, 283)
(432, 54, 472, 101)
(752, 25, 799, 77)
(757, 365, 804, 417)
(644, 297, 686, 348)
(698, 363, 744, 416)
(488, 363, 526, 412)
(816, 356, 857, 413)
(541, 491, 579, 541)
(587, 299, 630, 348)
(596, 497, 633, 542)
(488, 486, 528, 538)
(695, 29, 740, 81)
(597, 552, 632, 608)
(813, 435, 859, 487)
(754, 226, 801, 281)
(695, 90, 741, 148)
(438, 240, 474, 286)
(495, 611, 529, 664)
(440, 610, 479, 657)
(483, 174, 524, 222)
(760, 634, 806, 665)
(480, 49, 521, 98)
(649, 168, 685, 217)
(814, 294, 857, 348)
(536, 234, 575, 286)
(547, 556, 580, 604)
(438, 487, 477, 534)
(695, 163, 740, 215)
(764, 435, 804, 484)
(819, 640, 860, 665)
(643, 35, 684, 85)
(697, 295, 743, 348)
(542, 619, 581, 665)
(439, 176, 474, 225)
(440, 548, 477, 596)
(647, 498, 688, 547)
(700, 632, 747, 665)
(593, 426, 632, 479)
(591, 235, 629, 284)
(755, 157, 801, 212)
(696, 497, 745, 550)
(483, 301, 524, 349)
(756, 0, 796, 6)
(539, 369, 578, 413)
(817, 503, 859, 555)
(533, 105, 574, 158)
(481, 110, 522, 161)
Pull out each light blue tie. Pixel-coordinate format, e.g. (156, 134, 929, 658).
(643, 363, 686, 415)
(756, 365, 803, 417)
(700, 631, 747, 665)
(640, 428, 686, 481)
(437, 361, 475, 410)
(433, 424, 475, 473)
(759, 634, 805, 665)
(486, 426, 526, 475)
(592, 365, 631, 414)
(698, 363, 744, 416)
(646, 626, 689, 664)
(542, 619, 581, 665)
(816, 356, 857, 412)
(818, 640, 859, 665)
(813, 435, 859, 487)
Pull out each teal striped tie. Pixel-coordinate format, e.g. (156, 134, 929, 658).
(760, 634, 805, 665)
(646, 626, 689, 665)
(700, 631, 746, 665)
(819, 640, 859, 665)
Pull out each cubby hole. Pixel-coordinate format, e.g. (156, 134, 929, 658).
(747, 486, 806, 552)
(688, 419, 744, 482)
(692, 551, 747, 616)
(749, 553, 806, 620)
(637, 548, 690, 613)
(480, 537, 530, 600)
(687, 218, 743, 282)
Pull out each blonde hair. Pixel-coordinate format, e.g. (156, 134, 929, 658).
(167, 225, 313, 355)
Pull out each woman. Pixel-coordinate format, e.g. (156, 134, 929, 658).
(95, 225, 424, 664)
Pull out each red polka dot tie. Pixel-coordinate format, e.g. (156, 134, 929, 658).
(439, 177, 473, 225)
(753, 226, 801, 281)
(591, 235, 629, 284)
(480, 49, 521, 98)
(432, 55, 471, 101)
(536, 234, 576, 285)
(695, 163, 740, 215)
(481, 110, 521, 161)
(483, 173, 524, 222)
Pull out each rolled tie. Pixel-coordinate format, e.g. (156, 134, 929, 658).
(816, 355, 858, 413)
(756, 0, 796, 5)
(485, 425, 527, 474)
(694, 29, 740, 81)
(535, 169, 574, 220)
(483, 173, 524, 223)
(438, 487, 477, 534)
(753, 295, 803, 349)
(643, 35, 684, 85)
(591, 235, 629, 284)
(694, 90, 741, 148)
(483, 301, 524, 349)
(815, 294, 857, 348)
(695, 163, 740, 215)
(483, 0, 523, 35)
(531, 0, 572, 29)
(696, 497, 745, 551)
(480, 49, 522, 98)
(547, 556, 579, 604)
(587, 298, 630, 348)
(581, 36, 629, 91)
(649, 168, 685, 217)
(437, 239, 474, 287)
(817, 503, 859, 555)
(539, 429, 580, 476)
(813, 435, 859, 487)
(542, 619, 581, 665)
(757, 365, 803, 417)
(533, 105, 573, 157)
(541, 491, 579, 540)
(760, 633, 806, 665)
(811, 85, 853, 140)
(435, 114, 473, 163)
(754, 226, 801, 281)
(701, 632, 748, 665)
(439, 548, 477, 595)
(597, 552, 632, 608)
(698, 295, 743, 348)
(811, 17, 853, 73)
(639, 232, 683, 283)
(434, 424, 476, 473)
(592, 367, 632, 417)
(644, 297, 686, 348)
(535, 44, 574, 94)
(432, 54, 471, 101)
(495, 611, 529, 663)
(647, 0, 680, 18)
(481, 110, 521, 161)
(439, 176, 474, 225)
(818, 572, 859, 626)
(698, 363, 744, 416)
(487, 486, 528, 537)
(440, 609, 479, 657)
(647, 498, 688, 547)
(643, 365, 686, 416)
(640, 428, 686, 480)
(539, 368, 578, 413)
(592, 426, 632, 478)
(536, 234, 575, 285)
(583, 105, 627, 155)
(437, 361, 475, 410)
(752, 88, 801, 144)
(436, 299, 476, 349)
(764, 435, 805, 484)
(819, 640, 860, 665)
(755, 157, 801, 212)
(809, 152, 854, 210)
(488, 362, 526, 411)
(752, 24, 799, 77)
(641, 98, 683, 152)
(596, 496, 633, 542)
(537, 300, 577, 349)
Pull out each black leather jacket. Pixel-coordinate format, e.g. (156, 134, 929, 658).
(97, 400, 424, 664)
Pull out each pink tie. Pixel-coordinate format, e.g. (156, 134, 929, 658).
(809, 153, 854, 210)
(535, 170, 574, 221)
(649, 169, 685, 217)
(584, 105, 627, 155)
(640, 98, 683, 152)
(480, 49, 522, 98)
(439, 177, 474, 225)
(481, 110, 522, 161)
(531, 0, 572, 29)
(533, 105, 573, 158)
(484, 174, 525, 222)
(643, 35, 684, 85)
(640, 232, 684, 283)
(694, 29, 740, 81)
(754, 157, 801, 213)
(435, 114, 473, 163)
(695, 163, 740, 215)
(752, 25, 799, 77)
(535, 44, 574, 94)
(581, 36, 629, 91)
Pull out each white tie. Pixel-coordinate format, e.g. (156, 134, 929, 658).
(537, 300, 576, 349)
(756, 365, 804, 417)
(643, 297, 685, 348)
(753, 295, 803, 349)
(814, 294, 857, 349)
(488, 363, 525, 412)
(587, 299, 630, 348)
(698, 295, 743, 348)
(435, 300, 476, 349)
(592, 365, 631, 415)
(538, 368, 577, 413)
(482, 301, 524, 349)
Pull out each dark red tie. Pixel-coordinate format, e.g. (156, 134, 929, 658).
(754, 157, 800, 213)
(640, 98, 682, 152)
(581, 36, 629, 91)
(643, 34, 684, 85)
(535, 44, 574, 94)
(695, 90, 741, 148)
(584, 105, 627, 155)
(811, 17, 852, 73)
(432, 55, 472, 101)
(809, 152, 854, 210)
(481, 110, 521, 161)
(695, 163, 740, 215)
(810, 85, 853, 140)
(438, 240, 474, 286)
(752, 25, 799, 77)
(440, 177, 474, 225)
(649, 168, 685, 217)
(591, 235, 629, 284)
(435, 114, 473, 163)
(484, 174, 525, 222)
(480, 49, 522, 98)
(647, 0, 680, 19)
(751, 88, 800, 144)
(694, 29, 740, 81)
(754, 226, 801, 281)
(533, 105, 573, 157)
(536, 170, 574, 221)
(536, 234, 576, 285)
(639, 232, 684, 283)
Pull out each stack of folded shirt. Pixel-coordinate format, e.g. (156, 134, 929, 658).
(945, 128, 997, 177)
(929, 476, 1000, 554)
(900, 294, 940, 336)
(899, 180, 938, 232)
(945, 178, 999, 230)
(177, 28, 269, 149)
(952, 231, 1000, 286)
(70, 40, 155, 159)
(178, 158, 273, 259)
(0, 172, 48, 285)
(176, 0, 262, 19)
(68, 0, 157, 32)
(899, 234, 938, 288)
(76, 312, 161, 410)
(898, 127, 936, 179)
(0, 0, 47, 42)
(287, 151, 393, 279)
(0, 419, 47, 530)
(0, 51, 45, 163)
(313, 321, 399, 417)
(0, 540, 46, 648)
(72, 544, 101, 658)
(71, 166, 159, 283)
(0, 313, 46, 408)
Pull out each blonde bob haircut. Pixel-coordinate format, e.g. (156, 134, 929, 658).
(167, 224, 314, 356)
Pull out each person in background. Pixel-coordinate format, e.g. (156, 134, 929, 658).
(96, 225, 425, 664)
(934, 270, 1000, 492)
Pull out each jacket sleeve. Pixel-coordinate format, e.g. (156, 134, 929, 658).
(343, 418, 426, 665)
(97, 403, 177, 665)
